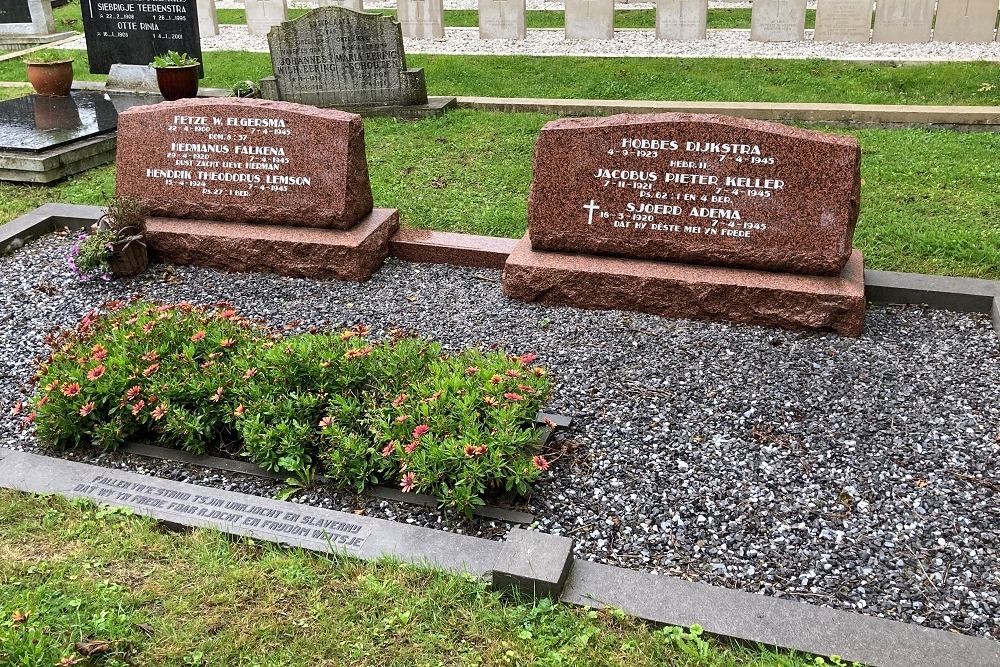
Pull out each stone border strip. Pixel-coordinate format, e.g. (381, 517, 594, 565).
(2, 448, 998, 666)
(3, 203, 999, 340)
(0, 33, 80, 63)
(455, 96, 1000, 131)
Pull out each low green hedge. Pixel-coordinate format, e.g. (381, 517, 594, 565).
(26, 300, 552, 515)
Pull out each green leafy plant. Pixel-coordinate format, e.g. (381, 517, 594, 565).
(230, 79, 259, 98)
(65, 197, 147, 282)
(26, 301, 552, 516)
(23, 51, 73, 65)
(150, 51, 200, 68)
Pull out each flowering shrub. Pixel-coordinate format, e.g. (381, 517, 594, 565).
(66, 230, 116, 282)
(26, 300, 552, 516)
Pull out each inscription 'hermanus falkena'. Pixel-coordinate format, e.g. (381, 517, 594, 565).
(116, 98, 373, 229)
(527, 113, 861, 276)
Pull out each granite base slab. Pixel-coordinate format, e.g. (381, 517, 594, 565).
(146, 209, 400, 282)
(259, 78, 455, 119)
(0, 31, 76, 51)
(502, 234, 866, 336)
(0, 134, 116, 184)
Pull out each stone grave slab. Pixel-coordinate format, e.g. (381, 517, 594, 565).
(933, 0, 999, 43)
(524, 113, 860, 276)
(246, 0, 287, 35)
(115, 98, 374, 229)
(81, 0, 203, 75)
(318, 0, 364, 10)
(656, 0, 708, 40)
(146, 208, 400, 281)
(397, 0, 444, 38)
(750, 0, 807, 41)
(0, 91, 156, 184)
(260, 7, 454, 117)
(872, 0, 933, 43)
(504, 237, 866, 336)
(565, 0, 614, 39)
(479, 0, 526, 39)
(813, 0, 873, 42)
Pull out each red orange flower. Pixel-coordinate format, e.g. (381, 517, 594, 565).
(505, 369, 522, 378)
(532, 455, 550, 472)
(490, 374, 503, 385)
(394, 414, 410, 424)
(400, 472, 416, 493)
(131, 400, 145, 416)
(219, 338, 236, 348)
(243, 368, 258, 379)
(210, 387, 224, 402)
(79, 402, 96, 417)
(391, 393, 408, 407)
(91, 345, 108, 361)
(141, 350, 160, 362)
(533, 367, 547, 377)
(190, 330, 206, 343)
(381, 441, 397, 457)
(465, 366, 480, 376)
(504, 392, 524, 402)
(319, 416, 333, 428)
(464, 444, 488, 457)
(143, 363, 160, 377)
(518, 353, 537, 365)
(404, 440, 419, 454)
(412, 424, 430, 438)
(482, 395, 499, 407)
(61, 382, 81, 398)
(234, 404, 246, 417)
(151, 404, 167, 421)
(125, 385, 141, 401)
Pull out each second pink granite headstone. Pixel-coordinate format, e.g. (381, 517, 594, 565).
(527, 113, 861, 276)
(116, 98, 373, 230)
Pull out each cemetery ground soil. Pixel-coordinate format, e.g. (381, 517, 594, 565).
(2, 51, 999, 107)
(1, 110, 998, 279)
(0, 491, 818, 667)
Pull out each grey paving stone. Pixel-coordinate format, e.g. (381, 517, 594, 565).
(561, 559, 1000, 667)
(492, 528, 574, 600)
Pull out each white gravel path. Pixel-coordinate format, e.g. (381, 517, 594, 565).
(59, 24, 1000, 62)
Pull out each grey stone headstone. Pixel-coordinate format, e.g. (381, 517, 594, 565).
(0, 0, 55, 35)
(246, 0, 288, 35)
(872, 0, 934, 43)
(933, 0, 999, 43)
(813, 0, 872, 42)
(105, 64, 160, 94)
(397, 0, 444, 38)
(318, 0, 364, 12)
(266, 7, 428, 108)
(479, 0, 526, 39)
(198, 0, 219, 37)
(750, 0, 807, 41)
(656, 0, 707, 40)
(565, 0, 614, 39)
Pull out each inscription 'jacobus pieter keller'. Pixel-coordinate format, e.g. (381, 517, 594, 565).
(80, 0, 203, 75)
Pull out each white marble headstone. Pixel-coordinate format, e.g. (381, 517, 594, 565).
(750, 0, 807, 41)
(813, 0, 872, 42)
(565, 0, 614, 39)
(317, 0, 364, 12)
(0, 0, 55, 35)
(198, 0, 219, 37)
(398, 0, 445, 38)
(245, 0, 288, 35)
(479, 0, 526, 39)
(872, 0, 934, 43)
(933, 0, 999, 43)
(656, 0, 707, 40)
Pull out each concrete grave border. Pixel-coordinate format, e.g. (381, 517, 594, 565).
(0, 448, 998, 667)
(4, 203, 999, 340)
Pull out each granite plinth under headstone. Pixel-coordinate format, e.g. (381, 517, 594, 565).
(397, 0, 444, 38)
(933, 0, 999, 43)
(502, 113, 866, 336)
(565, 0, 614, 39)
(0, 90, 154, 183)
(656, 0, 707, 40)
(813, 0, 873, 42)
(259, 7, 455, 118)
(245, 0, 287, 35)
(317, 0, 363, 12)
(750, 0, 807, 41)
(115, 98, 398, 281)
(0, 0, 74, 50)
(198, 0, 219, 36)
(81, 0, 202, 75)
(871, 0, 933, 43)
(479, 0, 526, 39)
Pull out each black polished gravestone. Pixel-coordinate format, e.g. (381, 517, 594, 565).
(0, 0, 33, 24)
(80, 0, 203, 76)
(0, 90, 157, 183)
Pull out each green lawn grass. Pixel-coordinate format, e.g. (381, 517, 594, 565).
(1, 109, 997, 279)
(2, 50, 998, 106)
(0, 490, 819, 666)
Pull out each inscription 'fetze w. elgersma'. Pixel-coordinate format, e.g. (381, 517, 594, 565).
(527, 113, 861, 276)
(116, 98, 373, 229)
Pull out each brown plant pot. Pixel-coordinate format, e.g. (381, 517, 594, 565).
(155, 65, 200, 101)
(26, 60, 74, 97)
(108, 237, 148, 278)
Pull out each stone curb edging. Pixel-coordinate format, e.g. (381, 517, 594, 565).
(0, 33, 81, 63)
(1, 449, 998, 667)
(4, 203, 999, 339)
(454, 96, 1000, 131)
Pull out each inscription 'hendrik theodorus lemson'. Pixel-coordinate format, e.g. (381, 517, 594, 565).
(143, 114, 312, 198)
(586, 137, 780, 240)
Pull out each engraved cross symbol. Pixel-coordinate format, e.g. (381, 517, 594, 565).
(583, 200, 600, 224)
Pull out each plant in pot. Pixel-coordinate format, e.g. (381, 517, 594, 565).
(230, 79, 260, 98)
(150, 51, 200, 101)
(67, 197, 149, 281)
(24, 51, 75, 97)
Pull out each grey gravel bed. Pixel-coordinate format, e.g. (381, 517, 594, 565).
(2, 233, 998, 640)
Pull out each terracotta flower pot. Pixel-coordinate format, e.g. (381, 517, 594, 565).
(155, 64, 200, 101)
(26, 60, 74, 97)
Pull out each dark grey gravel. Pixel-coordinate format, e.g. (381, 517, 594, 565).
(2, 233, 998, 640)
